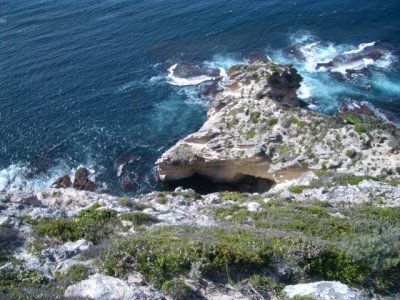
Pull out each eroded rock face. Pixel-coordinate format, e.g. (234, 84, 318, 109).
(156, 62, 400, 189)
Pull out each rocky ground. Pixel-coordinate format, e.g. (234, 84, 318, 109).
(1, 170, 399, 299)
(1, 60, 400, 300)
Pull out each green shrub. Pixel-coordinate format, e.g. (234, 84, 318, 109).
(156, 195, 168, 204)
(279, 144, 289, 154)
(288, 185, 309, 194)
(246, 128, 256, 139)
(161, 278, 193, 300)
(32, 204, 118, 243)
(96, 227, 271, 287)
(268, 118, 278, 126)
(345, 150, 355, 158)
(119, 198, 149, 210)
(337, 175, 379, 186)
(64, 264, 89, 283)
(289, 116, 306, 128)
(250, 112, 261, 124)
(293, 296, 316, 300)
(308, 245, 363, 285)
(120, 212, 158, 226)
(220, 192, 244, 202)
(249, 274, 283, 298)
(118, 198, 132, 208)
(346, 115, 366, 133)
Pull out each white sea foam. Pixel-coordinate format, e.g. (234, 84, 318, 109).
(297, 42, 344, 72)
(118, 81, 137, 92)
(342, 41, 376, 55)
(205, 54, 245, 70)
(297, 82, 312, 99)
(0, 163, 69, 192)
(149, 75, 165, 83)
(167, 64, 216, 86)
(374, 52, 397, 69)
(0, 161, 100, 193)
(362, 101, 400, 127)
(178, 86, 207, 106)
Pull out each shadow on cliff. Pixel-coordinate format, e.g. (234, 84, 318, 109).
(161, 173, 274, 195)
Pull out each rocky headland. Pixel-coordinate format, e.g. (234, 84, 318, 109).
(1, 60, 400, 300)
(157, 61, 400, 189)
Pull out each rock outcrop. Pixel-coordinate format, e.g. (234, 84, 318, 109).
(64, 274, 164, 300)
(72, 168, 97, 192)
(156, 62, 400, 190)
(284, 281, 365, 300)
(52, 175, 72, 189)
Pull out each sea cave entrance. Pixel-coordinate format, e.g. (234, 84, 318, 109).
(161, 173, 275, 195)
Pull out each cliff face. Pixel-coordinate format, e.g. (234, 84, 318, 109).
(156, 62, 400, 188)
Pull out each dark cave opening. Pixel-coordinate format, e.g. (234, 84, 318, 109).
(161, 173, 275, 195)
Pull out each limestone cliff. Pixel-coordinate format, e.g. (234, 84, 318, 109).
(156, 62, 400, 188)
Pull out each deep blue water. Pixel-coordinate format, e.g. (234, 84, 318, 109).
(1, 0, 399, 194)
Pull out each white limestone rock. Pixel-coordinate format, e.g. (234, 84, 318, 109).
(64, 274, 164, 300)
(284, 281, 366, 300)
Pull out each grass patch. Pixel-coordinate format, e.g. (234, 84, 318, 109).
(220, 192, 244, 202)
(288, 185, 310, 194)
(337, 175, 379, 186)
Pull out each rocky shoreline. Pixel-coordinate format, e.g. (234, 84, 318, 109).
(156, 61, 400, 189)
(1, 60, 400, 300)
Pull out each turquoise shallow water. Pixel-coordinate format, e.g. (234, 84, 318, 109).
(0, 0, 399, 194)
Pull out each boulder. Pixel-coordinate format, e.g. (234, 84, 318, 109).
(64, 274, 136, 299)
(64, 274, 164, 300)
(284, 281, 365, 300)
(52, 175, 72, 189)
(41, 239, 93, 263)
(73, 168, 97, 192)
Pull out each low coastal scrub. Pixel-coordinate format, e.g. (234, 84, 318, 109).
(0, 268, 59, 299)
(161, 278, 194, 300)
(212, 200, 400, 293)
(32, 204, 118, 244)
(91, 226, 271, 287)
(120, 212, 158, 226)
(78, 198, 400, 294)
(248, 274, 284, 298)
(31, 204, 160, 245)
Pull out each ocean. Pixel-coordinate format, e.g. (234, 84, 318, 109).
(0, 0, 399, 195)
